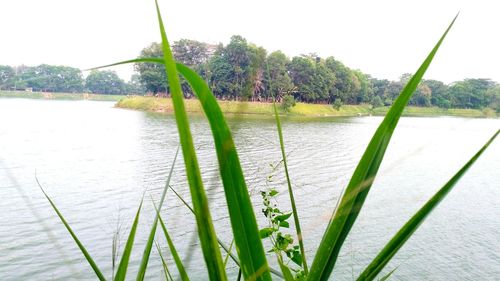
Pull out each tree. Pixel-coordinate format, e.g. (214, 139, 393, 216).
(426, 79, 449, 108)
(371, 95, 384, 108)
(125, 74, 146, 94)
(288, 55, 335, 103)
(172, 39, 211, 66)
(135, 42, 167, 93)
(281, 94, 296, 112)
(0, 65, 15, 90)
(16, 64, 83, 92)
(324, 57, 358, 104)
(265, 51, 294, 101)
(85, 70, 125, 95)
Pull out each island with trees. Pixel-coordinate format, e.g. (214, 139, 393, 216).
(1, 35, 498, 117)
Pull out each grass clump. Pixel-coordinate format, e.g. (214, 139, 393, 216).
(37, 3, 499, 281)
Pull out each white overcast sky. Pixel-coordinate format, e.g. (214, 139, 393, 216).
(0, 0, 499, 83)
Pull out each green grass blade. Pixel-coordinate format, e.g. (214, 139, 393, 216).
(36, 178, 107, 281)
(169, 185, 284, 279)
(277, 255, 295, 281)
(114, 200, 143, 281)
(155, 241, 174, 281)
(176, 62, 272, 281)
(153, 202, 190, 281)
(136, 147, 178, 280)
(378, 267, 397, 281)
(307, 14, 458, 281)
(223, 239, 235, 268)
(272, 100, 309, 273)
(357, 130, 499, 281)
(152, 1, 227, 280)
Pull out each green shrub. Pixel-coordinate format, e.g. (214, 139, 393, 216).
(281, 95, 296, 112)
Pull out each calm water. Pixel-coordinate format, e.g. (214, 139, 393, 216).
(0, 98, 498, 280)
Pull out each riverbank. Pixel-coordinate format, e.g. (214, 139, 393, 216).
(0, 91, 125, 101)
(116, 96, 497, 118)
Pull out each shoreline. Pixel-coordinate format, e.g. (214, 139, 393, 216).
(116, 96, 497, 118)
(1, 91, 496, 118)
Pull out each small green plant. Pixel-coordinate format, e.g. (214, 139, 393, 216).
(281, 94, 296, 112)
(37, 3, 500, 281)
(333, 98, 342, 110)
(371, 96, 384, 108)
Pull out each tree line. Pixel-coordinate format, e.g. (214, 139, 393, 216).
(0, 64, 143, 95)
(1, 35, 499, 111)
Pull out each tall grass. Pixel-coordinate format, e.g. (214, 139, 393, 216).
(38, 2, 500, 281)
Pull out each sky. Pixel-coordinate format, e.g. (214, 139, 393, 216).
(0, 0, 499, 83)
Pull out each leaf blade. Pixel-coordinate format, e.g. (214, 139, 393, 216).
(307, 14, 459, 281)
(357, 129, 499, 281)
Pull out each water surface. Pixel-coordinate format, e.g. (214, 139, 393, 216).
(0, 98, 498, 280)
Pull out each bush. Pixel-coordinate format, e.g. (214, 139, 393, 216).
(333, 98, 342, 110)
(281, 95, 296, 112)
(371, 96, 384, 108)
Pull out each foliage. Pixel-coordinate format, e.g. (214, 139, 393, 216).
(37, 6, 500, 281)
(85, 70, 125, 95)
(333, 99, 342, 110)
(281, 95, 296, 112)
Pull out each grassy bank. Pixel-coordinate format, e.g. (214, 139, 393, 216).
(0, 91, 125, 101)
(116, 96, 497, 118)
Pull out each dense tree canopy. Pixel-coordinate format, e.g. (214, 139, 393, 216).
(2, 34, 499, 112)
(85, 70, 125, 95)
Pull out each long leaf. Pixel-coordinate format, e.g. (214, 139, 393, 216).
(176, 62, 271, 281)
(155, 241, 174, 281)
(272, 100, 309, 273)
(36, 178, 107, 281)
(153, 202, 190, 281)
(307, 14, 458, 281)
(151, 1, 227, 280)
(169, 185, 284, 279)
(114, 200, 143, 281)
(357, 129, 499, 281)
(136, 147, 178, 280)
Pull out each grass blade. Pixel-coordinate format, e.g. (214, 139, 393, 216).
(277, 255, 295, 281)
(169, 185, 284, 279)
(136, 147, 178, 280)
(378, 267, 397, 281)
(155, 241, 174, 281)
(176, 62, 272, 281)
(36, 177, 107, 281)
(272, 100, 309, 273)
(152, 1, 227, 280)
(357, 130, 499, 281)
(153, 201, 190, 281)
(114, 200, 143, 281)
(223, 239, 235, 268)
(307, 14, 458, 281)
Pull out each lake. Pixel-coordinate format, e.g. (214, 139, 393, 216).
(0, 98, 498, 280)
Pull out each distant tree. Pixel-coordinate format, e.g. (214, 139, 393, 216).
(0, 65, 15, 90)
(448, 78, 496, 109)
(265, 51, 294, 101)
(135, 42, 167, 93)
(172, 39, 210, 66)
(486, 85, 500, 112)
(325, 57, 357, 104)
(17, 64, 83, 92)
(281, 94, 296, 112)
(352, 70, 373, 103)
(371, 95, 384, 108)
(333, 98, 343, 110)
(288, 55, 335, 103)
(85, 70, 125, 95)
(125, 74, 146, 94)
(426, 79, 449, 108)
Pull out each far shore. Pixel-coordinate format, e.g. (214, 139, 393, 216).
(117, 96, 497, 118)
(1, 91, 496, 118)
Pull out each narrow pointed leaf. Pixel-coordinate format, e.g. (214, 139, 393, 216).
(136, 147, 178, 280)
(176, 62, 271, 281)
(36, 178, 107, 281)
(114, 200, 143, 281)
(272, 99, 309, 273)
(277, 255, 295, 281)
(153, 202, 190, 281)
(155, 241, 174, 281)
(307, 15, 458, 281)
(357, 130, 499, 281)
(149, 1, 227, 280)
